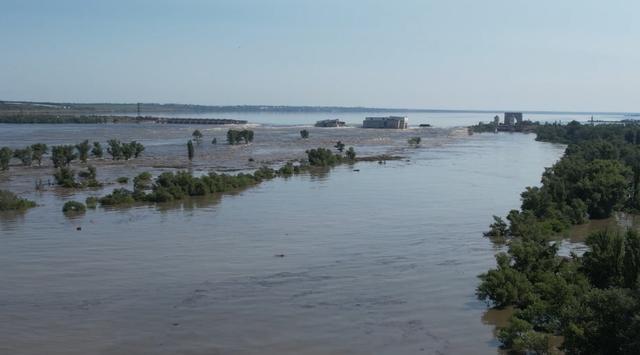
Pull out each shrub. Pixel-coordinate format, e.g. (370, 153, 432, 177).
(62, 200, 86, 214)
(408, 137, 421, 145)
(0, 190, 36, 211)
(30, 143, 48, 165)
(0, 147, 12, 170)
(53, 167, 78, 188)
(99, 188, 136, 206)
(117, 177, 129, 184)
(85, 196, 98, 209)
(300, 129, 309, 139)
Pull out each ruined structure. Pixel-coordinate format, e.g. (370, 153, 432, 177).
(362, 116, 408, 129)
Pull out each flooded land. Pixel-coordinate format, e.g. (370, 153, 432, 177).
(0, 112, 608, 354)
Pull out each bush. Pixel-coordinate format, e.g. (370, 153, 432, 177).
(62, 200, 86, 214)
(306, 148, 342, 166)
(226, 129, 254, 144)
(13, 147, 33, 166)
(91, 142, 103, 158)
(75, 140, 90, 163)
(53, 167, 78, 188)
(99, 188, 136, 206)
(117, 177, 129, 184)
(51, 145, 77, 168)
(0, 190, 36, 211)
(133, 172, 152, 190)
(0, 147, 13, 170)
(408, 137, 421, 145)
(30, 143, 48, 166)
(85, 196, 98, 209)
(300, 129, 309, 139)
(346, 147, 356, 160)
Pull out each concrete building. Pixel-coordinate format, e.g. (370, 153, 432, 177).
(315, 119, 346, 127)
(362, 116, 408, 129)
(504, 112, 523, 126)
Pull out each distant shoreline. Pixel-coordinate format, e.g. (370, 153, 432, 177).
(1, 100, 637, 116)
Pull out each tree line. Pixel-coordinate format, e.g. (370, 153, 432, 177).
(0, 140, 144, 171)
(478, 121, 640, 354)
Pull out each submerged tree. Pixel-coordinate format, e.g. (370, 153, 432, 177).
(0, 147, 12, 171)
(300, 129, 310, 139)
(51, 145, 77, 168)
(346, 147, 356, 160)
(30, 143, 48, 166)
(192, 129, 203, 143)
(91, 141, 103, 158)
(334, 141, 345, 153)
(76, 140, 91, 163)
(187, 140, 194, 161)
(13, 147, 33, 166)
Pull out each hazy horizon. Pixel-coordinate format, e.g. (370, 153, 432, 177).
(2, 0, 638, 112)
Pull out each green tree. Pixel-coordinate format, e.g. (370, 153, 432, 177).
(91, 142, 103, 158)
(30, 143, 48, 166)
(107, 139, 123, 160)
(0, 189, 36, 210)
(13, 147, 33, 166)
(0, 147, 12, 170)
(192, 129, 203, 143)
(187, 140, 194, 161)
(334, 141, 345, 153)
(53, 167, 78, 188)
(75, 140, 90, 163)
(51, 145, 77, 168)
(300, 129, 310, 139)
(346, 147, 356, 160)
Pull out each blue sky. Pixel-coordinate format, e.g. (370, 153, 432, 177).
(1, 0, 638, 111)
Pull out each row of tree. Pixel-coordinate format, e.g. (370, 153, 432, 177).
(0, 140, 145, 171)
(478, 121, 640, 353)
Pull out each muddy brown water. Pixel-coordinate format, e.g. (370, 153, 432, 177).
(0, 114, 593, 354)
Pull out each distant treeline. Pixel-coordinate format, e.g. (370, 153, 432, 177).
(478, 121, 640, 354)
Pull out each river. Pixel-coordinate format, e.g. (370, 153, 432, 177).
(1, 113, 571, 354)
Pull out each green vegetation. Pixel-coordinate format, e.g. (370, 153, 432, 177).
(300, 129, 309, 139)
(408, 137, 421, 146)
(75, 140, 90, 163)
(13, 147, 32, 166)
(117, 176, 129, 184)
(211, 138, 217, 145)
(62, 200, 86, 214)
(345, 147, 356, 161)
(55, 165, 101, 188)
(31, 143, 48, 165)
(306, 147, 343, 166)
(99, 188, 137, 206)
(226, 129, 254, 145)
(85, 196, 98, 209)
(187, 140, 194, 161)
(97, 147, 351, 207)
(478, 122, 640, 353)
(91, 142, 103, 158)
(51, 145, 77, 168)
(334, 141, 345, 153)
(107, 140, 145, 160)
(133, 172, 152, 190)
(0, 147, 12, 170)
(0, 190, 36, 211)
(192, 129, 203, 142)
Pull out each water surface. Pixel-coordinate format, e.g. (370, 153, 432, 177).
(0, 132, 566, 354)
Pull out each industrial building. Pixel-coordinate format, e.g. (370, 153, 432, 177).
(362, 116, 408, 129)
